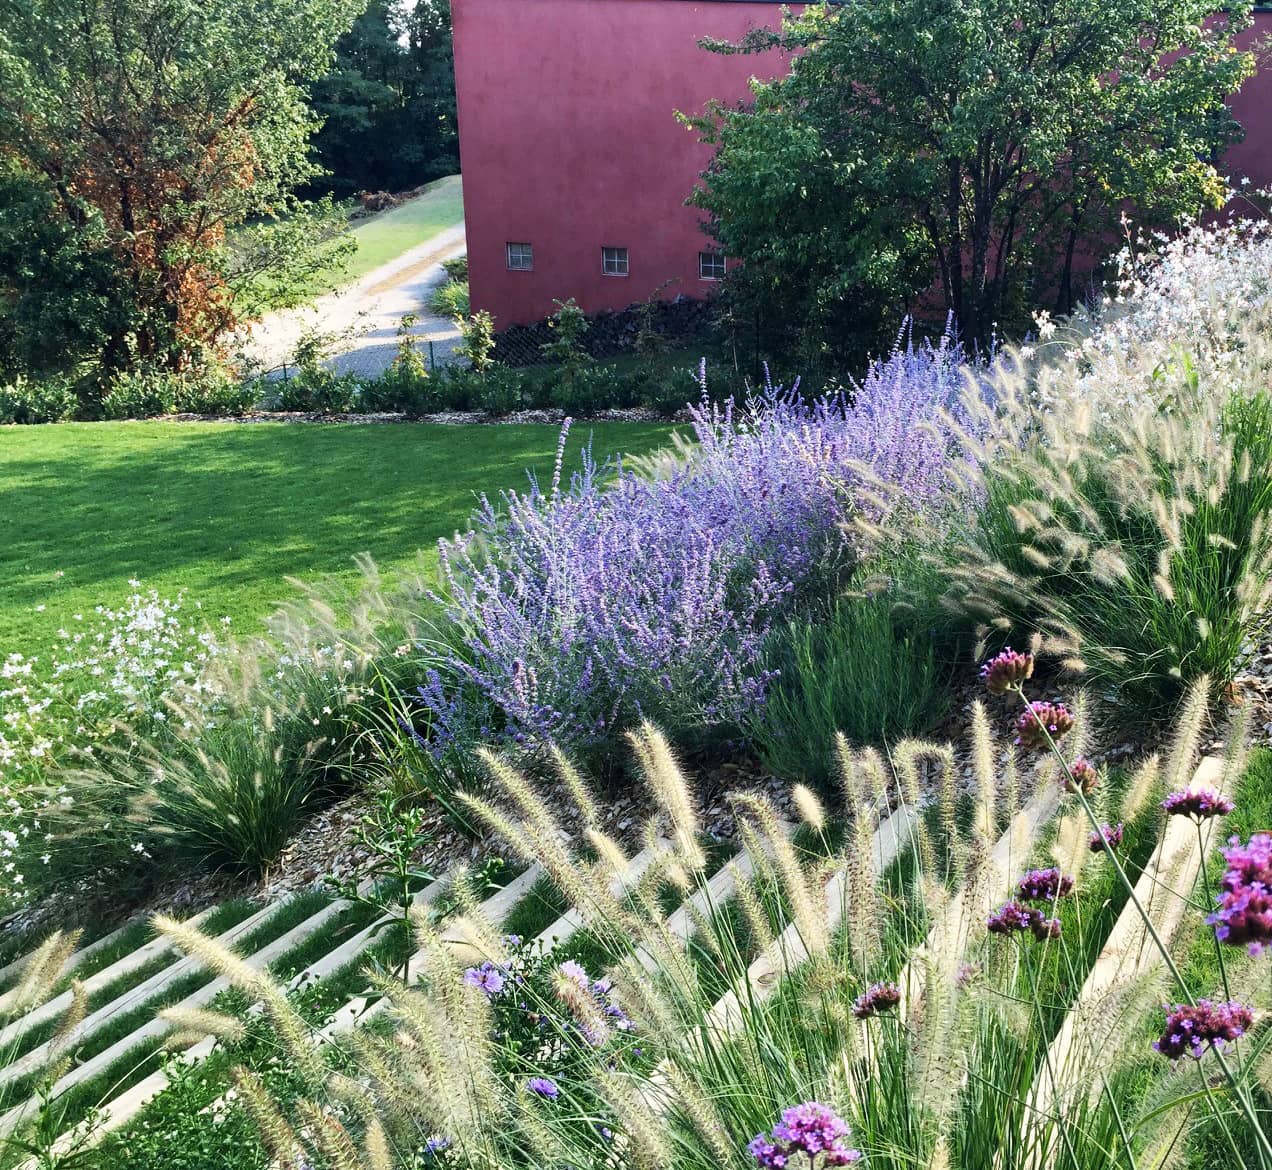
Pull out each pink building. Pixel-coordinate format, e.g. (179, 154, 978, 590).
(452, 0, 1272, 329)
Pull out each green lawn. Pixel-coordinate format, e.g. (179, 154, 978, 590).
(0, 419, 673, 655)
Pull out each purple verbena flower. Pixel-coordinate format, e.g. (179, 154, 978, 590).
(1017, 867, 1075, 903)
(988, 900, 1062, 941)
(1090, 823, 1124, 852)
(1162, 786, 1235, 821)
(1208, 832, 1272, 956)
(980, 647, 1034, 694)
(748, 1102, 863, 1168)
(1154, 1000, 1254, 1060)
(1014, 701, 1074, 751)
(852, 981, 902, 1019)
(1064, 756, 1100, 797)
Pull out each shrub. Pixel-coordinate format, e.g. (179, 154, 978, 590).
(272, 368, 363, 413)
(101, 361, 256, 419)
(457, 310, 497, 374)
(752, 586, 948, 789)
(0, 375, 79, 423)
(441, 254, 468, 282)
(428, 279, 470, 318)
(477, 367, 524, 416)
(419, 343, 970, 773)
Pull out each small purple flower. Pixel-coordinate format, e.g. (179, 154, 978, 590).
(425, 1136, 451, 1155)
(462, 961, 505, 996)
(1064, 756, 1100, 797)
(526, 1076, 560, 1099)
(1208, 832, 1272, 956)
(1090, 823, 1125, 853)
(748, 1101, 862, 1168)
(1014, 701, 1074, 751)
(956, 962, 981, 988)
(988, 900, 1062, 941)
(1162, 786, 1235, 821)
(1017, 867, 1075, 903)
(1154, 1000, 1254, 1061)
(852, 981, 902, 1019)
(557, 959, 589, 987)
(980, 647, 1034, 695)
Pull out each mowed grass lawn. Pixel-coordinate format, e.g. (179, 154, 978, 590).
(0, 419, 673, 655)
(317, 175, 464, 292)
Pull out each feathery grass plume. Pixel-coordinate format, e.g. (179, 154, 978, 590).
(856, 745, 893, 812)
(1164, 677, 1211, 794)
(682, 898, 732, 973)
(0, 930, 79, 1018)
(586, 828, 630, 879)
(628, 722, 705, 872)
(1051, 815, 1092, 884)
(729, 864, 777, 958)
(792, 783, 827, 834)
(361, 1113, 394, 1170)
(836, 732, 863, 808)
(159, 1005, 247, 1047)
(732, 793, 827, 957)
(910, 935, 966, 1130)
(549, 742, 599, 828)
(154, 912, 326, 1087)
(514, 1095, 577, 1167)
(970, 702, 997, 843)
(663, 1058, 736, 1166)
(1217, 697, 1252, 798)
(1120, 753, 1162, 824)
(597, 1066, 675, 1170)
(296, 1098, 363, 1170)
(613, 952, 686, 1042)
(843, 806, 884, 976)
(1000, 747, 1020, 834)
(477, 746, 570, 860)
(231, 1066, 301, 1167)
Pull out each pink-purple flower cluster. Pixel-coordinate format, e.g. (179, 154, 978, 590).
(1154, 1000, 1254, 1061)
(1017, 867, 1075, 903)
(980, 647, 1034, 695)
(748, 1102, 863, 1168)
(1161, 786, 1235, 821)
(463, 960, 506, 996)
(987, 899, 1062, 941)
(1013, 701, 1075, 751)
(1208, 832, 1272, 956)
(1089, 823, 1124, 853)
(852, 981, 901, 1019)
(1064, 756, 1100, 797)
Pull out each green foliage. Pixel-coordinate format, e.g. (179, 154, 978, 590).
(0, 0, 362, 379)
(427, 278, 470, 318)
(101, 362, 257, 419)
(457, 310, 498, 374)
(305, 0, 458, 199)
(692, 0, 1254, 353)
(0, 376, 79, 424)
(441, 254, 468, 282)
(958, 384, 1272, 715)
(752, 590, 948, 790)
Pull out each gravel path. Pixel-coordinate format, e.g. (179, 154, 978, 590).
(238, 222, 468, 380)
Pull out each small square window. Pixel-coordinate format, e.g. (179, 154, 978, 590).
(602, 246, 629, 277)
(506, 242, 533, 271)
(699, 251, 726, 280)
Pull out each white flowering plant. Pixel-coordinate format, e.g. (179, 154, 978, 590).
(0, 586, 226, 901)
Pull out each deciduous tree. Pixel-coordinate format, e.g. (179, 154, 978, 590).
(692, 0, 1255, 354)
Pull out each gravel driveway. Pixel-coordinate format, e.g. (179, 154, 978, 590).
(239, 222, 468, 379)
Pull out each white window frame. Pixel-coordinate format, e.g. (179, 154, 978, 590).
(601, 246, 629, 277)
(698, 250, 726, 280)
(506, 242, 534, 271)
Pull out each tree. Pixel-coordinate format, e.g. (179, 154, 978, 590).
(0, 0, 362, 382)
(691, 0, 1255, 354)
(306, 0, 459, 197)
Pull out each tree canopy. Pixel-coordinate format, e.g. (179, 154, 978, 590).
(0, 0, 362, 383)
(691, 0, 1255, 360)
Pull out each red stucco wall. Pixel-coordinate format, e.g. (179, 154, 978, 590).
(453, 1, 1272, 328)
(452, 0, 798, 326)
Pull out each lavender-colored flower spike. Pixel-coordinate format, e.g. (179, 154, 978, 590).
(852, 981, 902, 1019)
(1089, 822, 1124, 853)
(1017, 867, 1075, 903)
